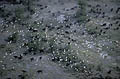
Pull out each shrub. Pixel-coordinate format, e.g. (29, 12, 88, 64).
(75, 0, 87, 24)
(5, 32, 18, 43)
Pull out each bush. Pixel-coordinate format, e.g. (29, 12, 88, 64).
(5, 32, 18, 43)
(75, 0, 87, 24)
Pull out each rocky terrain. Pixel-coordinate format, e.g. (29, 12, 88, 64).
(0, 0, 120, 79)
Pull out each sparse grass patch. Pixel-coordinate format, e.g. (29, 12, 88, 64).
(0, 6, 12, 18)
(50, 42, 91, 73)
(5, 32, 18, 43)
(85, 20, 101, 36)
(23, 28, 56, 54)
(14, 7, 31, 24)
(78, 0, 86, 9)
(14, 7, 25, 18)
(75, 0, 87, 24)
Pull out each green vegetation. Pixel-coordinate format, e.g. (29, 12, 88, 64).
(5, 32, 18, 43)
(0, 0, 35, 24)
(85, 20, 101, 36)
(78, 0, 86, 9)
(22, 26, 55, 54)
(0, 0, 120, 79)
(0, 7, 12, 19)
(76, 0, 87, 23)
(14, 7, 26, 20)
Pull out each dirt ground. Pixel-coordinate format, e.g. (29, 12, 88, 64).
(0, 0, 120, 79)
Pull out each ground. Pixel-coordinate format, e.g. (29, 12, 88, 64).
(0, 0, 120, 79)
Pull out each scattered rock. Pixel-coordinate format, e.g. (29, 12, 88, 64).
(37, 70, 43, 73)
